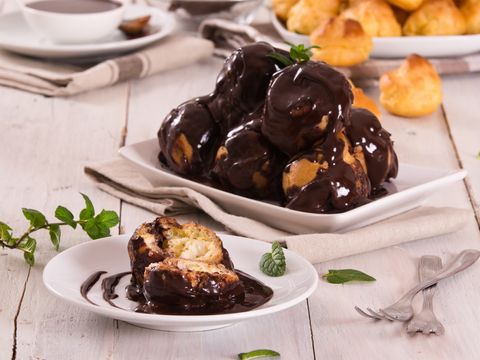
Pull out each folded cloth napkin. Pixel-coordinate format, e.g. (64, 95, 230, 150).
(0, 35, 214, 96)
(200, 19, 480, 82)
(84, 159, 471, 264)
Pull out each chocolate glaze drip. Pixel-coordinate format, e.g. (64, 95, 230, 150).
(101, 271, 131, 309)
(346, 108, 399, 193)
(81, 270, 273, 316)
(208, 42, 288, 134)
(211, 114, 287, 200)
(80, 270, 106, 305)
(283, 131, 371, 213)
(158, 96, 220, 179)
(262, 61, 353, 157)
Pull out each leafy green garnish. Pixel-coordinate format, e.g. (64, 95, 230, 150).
(238, 349, 280, 359)
(322, 269, 376, 284)
(260, 241, 286, 277)
(269, 43, 320, 67)
(0, 193, 119, 265)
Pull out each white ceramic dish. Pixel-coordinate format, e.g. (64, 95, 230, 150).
(271, 14, 480, 59)
(43, 234, 319, 332)
(20, 0, 125, 44)
(119, 139, 467, 234)
(0, 5, 175, 59)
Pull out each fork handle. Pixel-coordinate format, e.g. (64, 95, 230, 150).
(404, 250, 480, 301)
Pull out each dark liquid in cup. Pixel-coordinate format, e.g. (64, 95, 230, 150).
(26, 0, 122, 14)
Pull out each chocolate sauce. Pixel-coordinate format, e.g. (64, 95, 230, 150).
(81, 270, 273, 316)
(262, 61, 353, 157)
(80, 270, 106, 305)
(27, 0, 121, 14)
(346, 108, 399, 193)
(101, 271, 131, 309)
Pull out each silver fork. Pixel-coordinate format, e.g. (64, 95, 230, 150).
(406, 256, 445, 335)
(355, 249, 480, 321)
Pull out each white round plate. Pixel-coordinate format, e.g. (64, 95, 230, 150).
(43, 234, 318, 332)
(0, 5, 175, 59)
(271, 14, 480, 59)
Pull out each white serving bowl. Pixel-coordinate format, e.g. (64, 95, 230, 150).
(20, 0, 126, 44)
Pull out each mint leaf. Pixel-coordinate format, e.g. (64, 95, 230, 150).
(238, 349, 280, 359)
(79, 193, 95, 220)
(0, 221, 12, 241)
(285, 42, 319, 63)
(268, 51, 293, 67)
(322, 269, 376, 284)
(83, 218, 110, 240)
(95, 210, 119, 228)
(260, 241, 286, 277)
(55, 206, 76, 229)
(22, 208, 47, 229)
(18, 236, 36, 266)
(49, 224, 61, 251)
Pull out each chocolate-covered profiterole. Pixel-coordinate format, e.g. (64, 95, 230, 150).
(283, 131, 371, 213)
(128, 217, 232, 287)
(208, 42, 287, 133)
(158, 96, 220, 178)
(262, 61, 353, 157)
(142, 258, 245, 313)
(346, 108, 398, 193)
(211, 115, 287, 200)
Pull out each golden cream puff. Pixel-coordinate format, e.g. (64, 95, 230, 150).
(310, 17, 373, 66)
(273, 0, 300, 20)
(351, 85, 382, 118)
(287, 0, 340, 34)
(461, 0, 480, 34)
(340, 0, 402, 36)
(403, 0, 466, 35)
(385, 0, 423, 11)
(379, 54, 442, 117)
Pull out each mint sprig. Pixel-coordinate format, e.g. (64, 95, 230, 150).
(238, 349, 280, 359)
(269, 43, 320, 67)
(260, 241, 286, 277)
(0, 193, 119, 265)
(322, 269, 376, 284)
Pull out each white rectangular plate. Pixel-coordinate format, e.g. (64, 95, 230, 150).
(271, 14, 480, 59)
(119, 139, 467, 234)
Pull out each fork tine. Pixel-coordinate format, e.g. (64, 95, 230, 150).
(366, 307, 386, 320)
(354, 306, 382, 320)
(379, 309, 396, 321)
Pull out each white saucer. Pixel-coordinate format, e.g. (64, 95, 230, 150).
(119, 139, 467, 234)
(0, 5, 175, 59)
(43, 234, 318, 332)
(271, 14, 480, 59)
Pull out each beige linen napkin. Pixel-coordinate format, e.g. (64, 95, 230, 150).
(200, 19, 480, 82)
(0, 35, 214, 96)
(84, 159, 471, 264)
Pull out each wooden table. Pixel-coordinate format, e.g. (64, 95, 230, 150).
(1, 11, 480, 360)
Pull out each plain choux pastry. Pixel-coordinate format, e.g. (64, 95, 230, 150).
(340, 0, 402, 36)
(403, 0, 466, 35)
(461, 0, 480, 34)
(379, 54, 442, 117)
(272, 0, 299, 21)
(385, 0, 423, 11)
(351, 85, 382, 118)
(310, 17, 373, 66)
(287, 0, 340, 34)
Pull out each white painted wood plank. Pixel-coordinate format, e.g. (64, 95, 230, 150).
(0, 84, 129, 360)
(116, 57, 315, 359)
(441, 73, 480, 220)
(306, 84, 480, 359)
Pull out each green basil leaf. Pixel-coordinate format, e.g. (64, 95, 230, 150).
(238, 349, 280, 359)
(322, 269, 376, 284)
(55, 206, 76, 229)
(22, 208, 47, 229)
(259, 241, 286, 277)
(79, 193, 95, 220)
(83, 218, 110, 240)
(94, 210, 119, 228)
(0, 221, 12, 240)
(49, 224, 61, 251)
